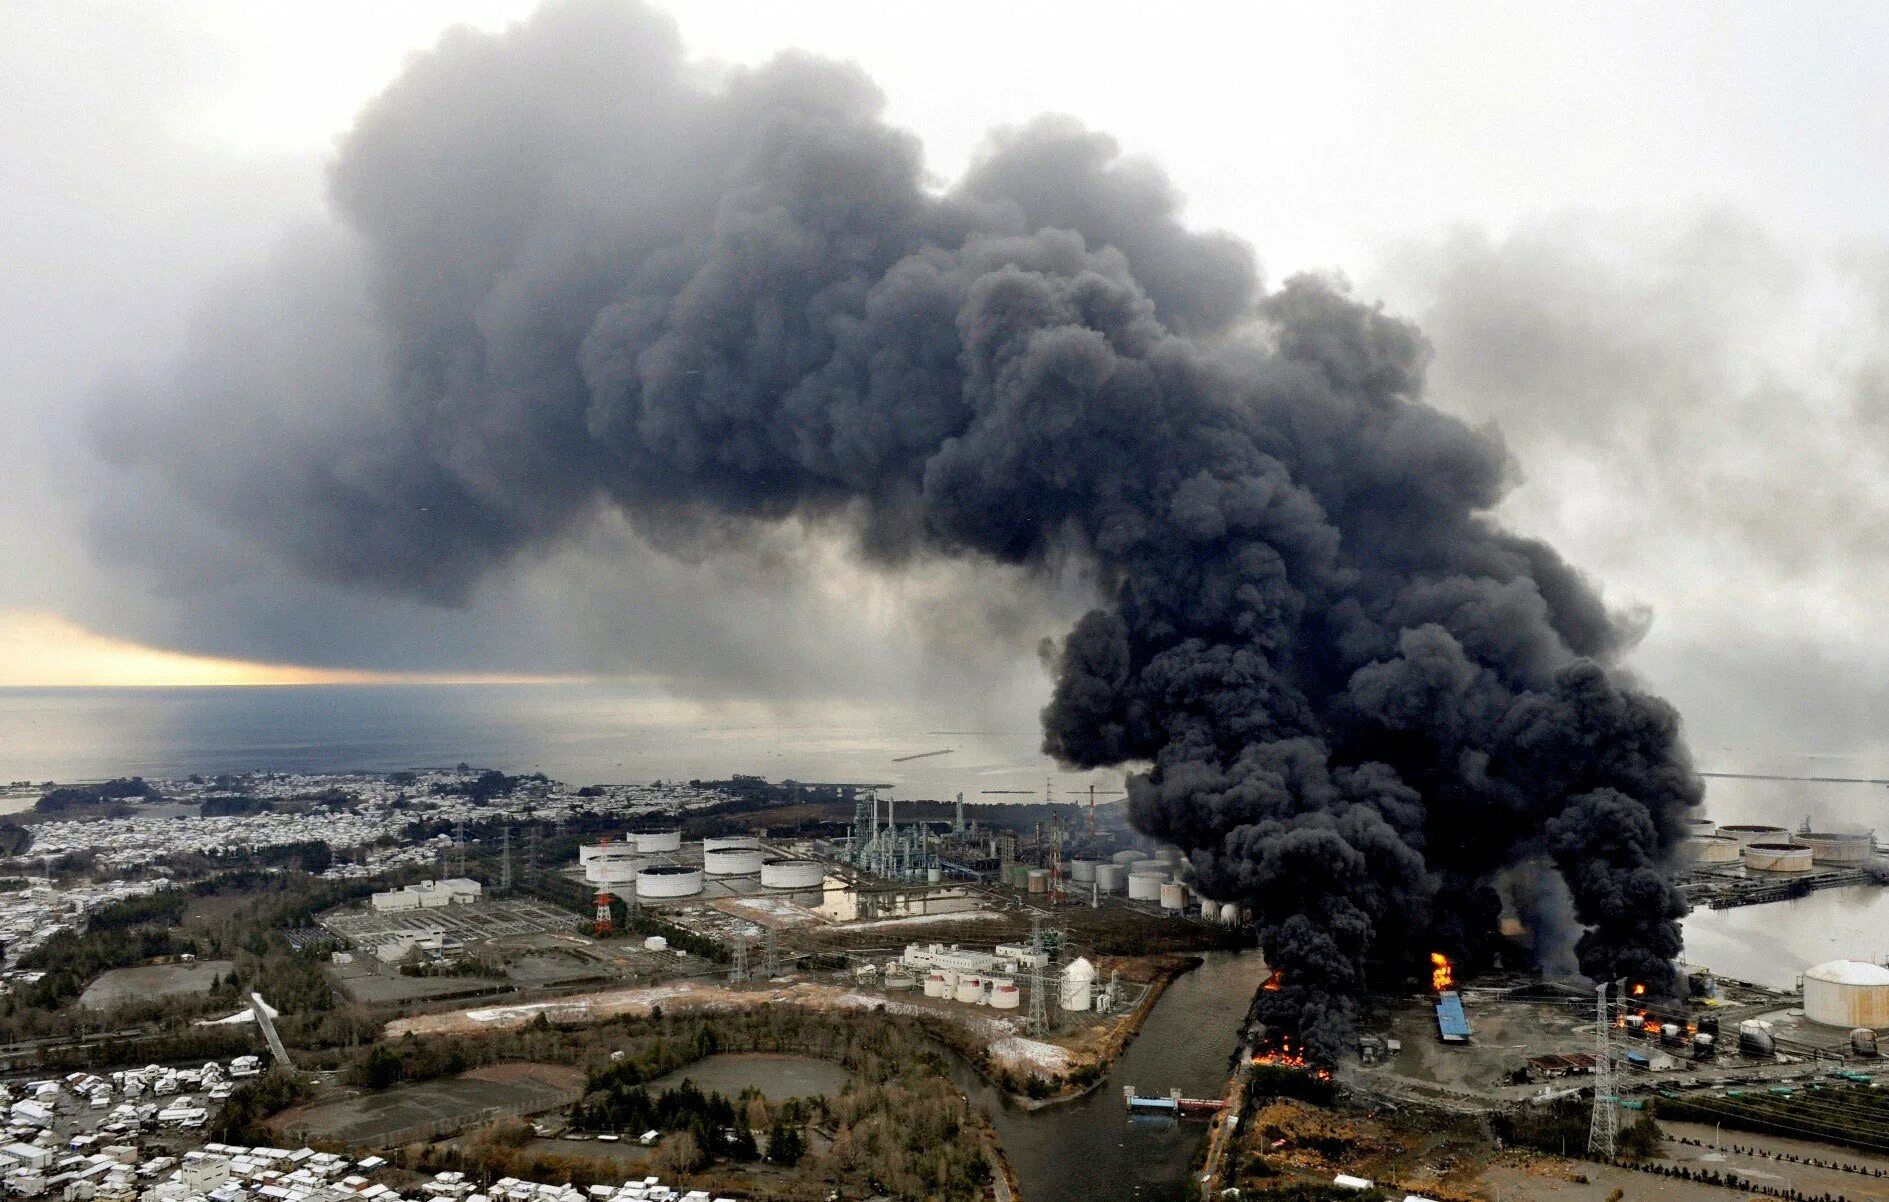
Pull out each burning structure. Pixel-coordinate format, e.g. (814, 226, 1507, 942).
(107, 1, 1701, 1066)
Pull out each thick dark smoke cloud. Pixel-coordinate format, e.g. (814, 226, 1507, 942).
(99, 0, 1701, 1062)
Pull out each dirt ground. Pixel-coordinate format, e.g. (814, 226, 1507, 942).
(1654, 1120, 1889, 1200)
(273, 1063, 579, 1146)
(78, 960, 235, 1010)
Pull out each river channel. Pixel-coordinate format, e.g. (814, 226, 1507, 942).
(953, 951, 1268, 1202)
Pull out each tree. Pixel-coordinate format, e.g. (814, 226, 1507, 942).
(653, 1131, 705, 1176)
(1618, 1112, 1664, 1159)
(766, 1118, 805, 1166)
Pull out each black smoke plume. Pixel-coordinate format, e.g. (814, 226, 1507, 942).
(101, 0, 1700, 1063)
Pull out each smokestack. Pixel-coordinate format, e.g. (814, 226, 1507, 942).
(104, 0, 1700, 1064)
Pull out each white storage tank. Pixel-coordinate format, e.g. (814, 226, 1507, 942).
(635, 865, 704, 898)
(1800, 832, 1874, 865)
(1061, 957, 1095, 1011)
(704, 847, 765, 876)
(760, 859, 824, 889)
(702, 835, 761, 852)
(1111, 850, 1144, 865)
(1159, 882, 1186, 911)
(923, 972, 948, 998)
(956, 974, 985, 1004)
(1027, 869, 1049, 894)
(1743, 841, 1814, 873)
(1685, 817, 1718, 839)
(586, 855, 642, 886)
(1070, 859, 1099, 883)
(1219, 901, 1242, 926)
(1680, 834, 1740, 865)
(1127, 872, 1165, 901)
(989, 978, 1021, 1010)
(1803, 960, 1889, 1028)
(1130, 858, 1168, 877)
(1720, 823, 1790, 848)
(578, 843, 605, 866)
(631, 829, 682, 853)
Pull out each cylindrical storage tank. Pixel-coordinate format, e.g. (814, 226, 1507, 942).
(1060, 957, 1095, 1012)
(956, 974, 984, 1004)
(883, 966, 915, 990)
(1681, 835, 1740, 865)
(1853, 1028, 1880, 1057)
(1743, 842, 1814, 873)
(643, 936, 668, 952)
(1691, 1032, 1716, 1058)
(1623, 1015, 1646, 1035)
(579, 843, 605, 866)
(1738, 1019, 1776, 1057)
(942, 970, 960, 994)
(923, 972, 948, 998)
(702, 835, 761, 853)
(1659, 1023, 1683, 1045)
(704, 847, 764, 876)
(1159, 882, 1186, 911)
(1128, 872, 1164, 901)
(1800, 832, 1874, 865)
(989, 978, 1020, 1010)
(1094, 864, 1124, 893)
(634, 865, 704, 898)
(1685, 817, 1718, 839)
(1803, 961, 1889, 1028)
(760, 859, 825, 889)
(1111, 850, 1143, 865)
(633, 830, 682, 854)
(1720, 824, 1790, 848)
(1070, 859, 1098, 883)
(1130, 859, 1167, 877)
(586, 856, 642, 886)
(1219, 901, 1241, 926)
(927, 866, 943, 884)
(1027, 869, 1049, 894)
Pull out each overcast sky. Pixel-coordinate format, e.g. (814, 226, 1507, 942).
(5, 0, 1889, 773)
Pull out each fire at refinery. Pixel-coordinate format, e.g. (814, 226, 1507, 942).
(1429, 952, 1454, 993)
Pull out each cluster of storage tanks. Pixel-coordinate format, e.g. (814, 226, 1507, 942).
(912, 957, 1097, 1012)
(1060, 850, 1241, 923)
(1679, 820, 1874, 873)
(576, 833, 825, 900)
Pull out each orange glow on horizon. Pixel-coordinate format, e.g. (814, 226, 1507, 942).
(0, 609, 584, 688)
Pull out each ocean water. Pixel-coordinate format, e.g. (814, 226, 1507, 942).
(0, 684, 1124, 802)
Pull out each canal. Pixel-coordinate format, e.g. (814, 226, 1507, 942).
(955, 950, 1268, 1202)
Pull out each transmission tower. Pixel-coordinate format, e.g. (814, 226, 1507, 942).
(1588, 981, 1618, 1159)
(763, 927, 780, 979)
(1026, 916, 1051, 1037)
(498, 825, 512, 894)
(730, 934, 749, 983)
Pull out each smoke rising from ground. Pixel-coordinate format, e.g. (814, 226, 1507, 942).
(98, 0, 1701, 1061)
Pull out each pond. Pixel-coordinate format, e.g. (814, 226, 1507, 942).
(644, 1053, 854, 1102)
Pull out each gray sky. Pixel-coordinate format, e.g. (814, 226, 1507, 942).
(4, 0, 1888, 771)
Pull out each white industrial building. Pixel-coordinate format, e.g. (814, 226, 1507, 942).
(369, 879, 482, 912)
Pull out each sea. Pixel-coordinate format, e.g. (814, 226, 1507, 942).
(0, 683, 1124, 802)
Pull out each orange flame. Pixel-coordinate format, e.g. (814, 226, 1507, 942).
(1263, 968, 1283, 992)
(1251, 1035, 1332, 1081)
(1631, 983, 1646, 997)
(1429, 952, 1454, 993)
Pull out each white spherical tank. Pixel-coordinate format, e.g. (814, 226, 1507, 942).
(633, 830, 682, 854)
(703, 835, 761, 852)
(1743, 841, 1814, 873)
(956, 974, 985, 1004)
(1127, 871, 1164, 901)
(1801, 832, 1874, 865)
(1070, 859, 1098, 883)
(1060, 957, 1095, 1011)
(989, 978, 1020, 1010)
(635, 865, 704, 898)
(1720, 824, 1790, 848)
(1159, 882, 1186, 911)
(1680, 834, 1740, 865)
(1094, 864, 1125, 893)
(1804, 960, 1889, 1028)
(760, 858, 825, 889)
(704, 847, 764, 876)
